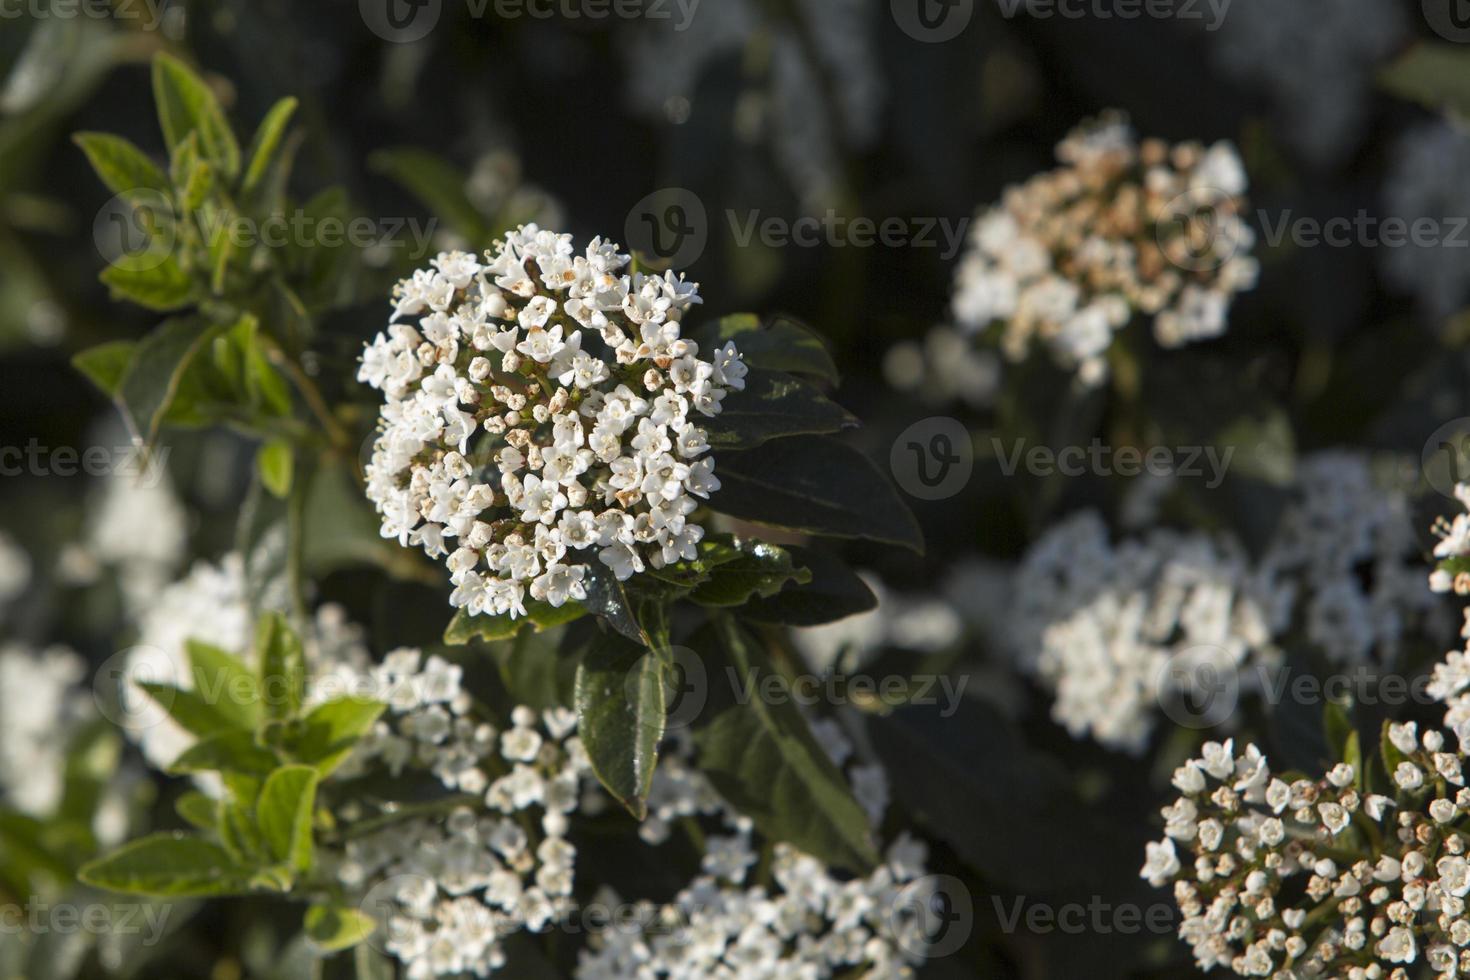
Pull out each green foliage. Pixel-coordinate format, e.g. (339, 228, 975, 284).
(574, 635, 667, 819)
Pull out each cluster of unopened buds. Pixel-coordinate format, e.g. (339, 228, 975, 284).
(1143, 733, 1470, 978)
(951, 111, 1258, 386)
(359, 225, 746, 620)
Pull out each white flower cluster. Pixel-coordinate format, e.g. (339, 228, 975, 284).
(577, 724, 932, 979)
(1432, 484, 1470, 598)
(359, 227, 746, 620)
(83, 461, 188, 611)
(0, 529, 30, 616)
(0, 644, 90, 815)
(951, 112, 1258, 386)
(1142, 735, 1470, 978)
(1212, 0, 1405, 168)
(331, 704, 594, 980)
(1006, 453, 1438, 752)
(1009, 510, 1283, 752)
(1381, 121, 1470, 324)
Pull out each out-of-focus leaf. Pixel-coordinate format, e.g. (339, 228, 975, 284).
(693, 618, 879, 873)
(79, 833, 253, 897)
(72, 340, 137, 398)
(304, 904, 376, 954)
(256, 765, 317, 874)
(152, 54, 239, 179)
(257, 439, 293, 498)
(1380, 43, 1470, 118)
(370, 148, 487, 244)
(73, 132, 169, 195)
(100, 257, 194, 312)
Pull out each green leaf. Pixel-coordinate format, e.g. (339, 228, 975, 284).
(294, 697, 386, 775)
(174, 791, 218, 831)
(78, 833, 252, 897)
(1379, 43, 1470, 118)
(694, 313, 840, 385)
(218, 800, 265, 865)
(693, 618, 878, 872)
(574, 635, 666, 819)
(713, 436, 924, 553)
(241, 96, 298, 200)
(136, 683, 239, 738)
(443, 600, 587, 646)
(304, 904, 377, 954)
(257, 612, 306, 721)
(256, 765, 318, 874)
(369, 148, 488, 244)
(115, 318, 220, 445)
(688, 539, 810, 607)
(72, 340, 137, 398)
(702, 369, 857, 450)
(581, 562, 646, 644)
(257, 439, 294, 498)
(152, 53, 239, 179)
(355, 945, 396, 980)
(100, 256, 194, 311)
(73, 132, 169, 195)
(741, 547, 879, 626)
(168, 730, 277, 776)
(187, 640, 262, 730)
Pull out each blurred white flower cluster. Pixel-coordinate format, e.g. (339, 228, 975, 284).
(360, 228, 746, 620)
(1142, 735, 1470, 978)
(1005, 453, 1435, 751)
(333, 703, 594, 980)
(577, 722, 933, 979)
(1381, 121, 1470, 324)
(950, 112, 1258, 386)
(1212, 0, 1405, 169)
(0, 644, 90, 816)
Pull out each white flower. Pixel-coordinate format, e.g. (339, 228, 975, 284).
(1140, 839, 1180, 887)
(360, 227, 742, 618)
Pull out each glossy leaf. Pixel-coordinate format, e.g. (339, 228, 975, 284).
(574, 635, 665, 819)
(702, 369, 856, 450)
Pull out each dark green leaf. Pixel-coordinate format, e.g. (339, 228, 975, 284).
(694, 618, 879, 872)
(174, 792, 218, 831)
(742, 547, 879, 626)
(73, 132, 169, 195)
(702, 369, 856, 450)
(688, 539, 809, 607)
(78, 833, 252, 897)
(581, 562, 646, 644)
(694, 313, 840, 385)
(443, 600, 587, 646)
(713, 436, 924, 553)
(137, 683, 239, 739)
(1379, 43, 1470, 117)
(574, 634, 666, 819)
